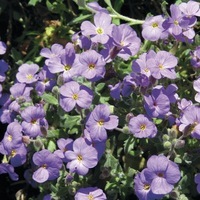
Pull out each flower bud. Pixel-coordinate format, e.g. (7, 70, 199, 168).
(163, 141, 171, 149)
(174, 139, 185, 149)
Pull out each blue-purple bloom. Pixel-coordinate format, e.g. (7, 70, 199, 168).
(59, 81, 93, 112)
(73, 50, 106, 81)
(32, 149, 62, 183)
(65, 137, 98, 175)
(81, 12, 113, 44)
(0, 163, 19, 181)
(21, 105, 48, 138)
(16, 63, 39, 84)
(142, 15, 168, 41)
(0, 41, 6, 55)
(195, 173, 200, 193)
(128, 114, 157, 138)
(86, 104, 119, 141)
(75, 187, 107, 200)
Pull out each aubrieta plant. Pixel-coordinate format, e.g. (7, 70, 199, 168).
(1, 0, 200, 199)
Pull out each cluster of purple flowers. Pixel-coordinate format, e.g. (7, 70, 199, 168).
(134, 155, 181, 200)
(142, 1, 200, 42)
(1, 0, 200, 199)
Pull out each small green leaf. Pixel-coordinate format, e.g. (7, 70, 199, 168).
(47, 140, 56, 152)
(41, 93, 58, 105)
(28, 0, 42, 6)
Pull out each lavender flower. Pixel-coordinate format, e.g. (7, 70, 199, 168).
(16, 63, 39, 84)
(0, 163, 19, 181)
(177, 98, 193, 112)
(111, 24, 141, 60)
(32, 149, 62, 183)
(134, 169, 163, 200)
(65, 137, 98, 175)
(191, 46, 200, 68)
(0, 41, 6, 55)
(75, 187, 107, 200)
(128, 114, 157, 138)
(148, 51, 178, 80)
(35, 65, 56, 95)
(0, 59, 9, 82)
(87, 2, 109, 14)
(21, 105, 48, 138)
(1, 122, 23, 152)
(81, 12, 113, 44)
(179, 105, 200, 139)
(142, 15, 168, 41)
(144, 155, 181, 195)
(47, 43, 79, 81)
(86, 104, 119, 141)
(40, 43, 64, 66)
(193, 78, 200, 103)
(144, 87, 170, 119)
(59, 81, 93, 112)
(73, 50, 106, 81)
(54, 138, 73, 162)
(195, 173, 200, 193)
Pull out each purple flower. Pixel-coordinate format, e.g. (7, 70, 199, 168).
(144, 87, 170, 119)
(108, 82, 122, 100)
(75, 187, 107, 200)
(65, 137, 98, 175)
(128, 114, 157, 138)
(1, 122, 23, 152)
(134, 169, 163, 200)
(35, 65, 56, 95)
(132, 50, 156, 78)
(72, 32, 91, 50)
(0, 41, 6, 55)
(74, 50, 106, 81)
(179, 105, 200, 139)
(84, 129, 106, 160)
(148, 51, 178, 80)
(54, 138, 73, 162)
(0, 59, 9, 82)
(86, 104, 119, 141)
(111, 24, 141, 60)
(87, 2, 109, 14)
(32, 149, 62, 183)
(144, 155, 181, 195)
(47, 43, 79, 81)
(179, 1, 200, 18)
(193, 78, 200, 103)
(0, 163, 19, 181)
(40, 43, 64, 66)
(16, 63, 39, 84)
(59, 81, 93, 112)
(9, 83, 33, 112)
(121, 74, 137, 97)
(21, 105, 48, 138)
(177, 98, 193, 112)
(191, 46, 200, 68)
(142, 15, 168, 41)
(81, 12, 113, 44)
(195, 173, 200, 193)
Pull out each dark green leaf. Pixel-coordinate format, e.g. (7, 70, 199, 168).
(41, 93, 58, 105)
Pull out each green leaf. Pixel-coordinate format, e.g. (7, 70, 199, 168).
(96, 83, 105, 92)
(41, 93, 58, 105)
(47, 140, 56, 152)
(123, 136, 135, 154)
(28, 0, 42, 6)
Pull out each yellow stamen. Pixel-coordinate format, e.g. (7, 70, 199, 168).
(143, 184, 150, 190)
(98, 119, 104, 126)
(42, 164, 47, 169)
(72, 94, 78, 100)
(88, 194, 94, 200)
(174, 20, 179, 25)
(65, 65, 71, 71)
(7, 135, 12, 142)
(152, 22, 158, 28)
(89, 63, 95, 69)
(26, 74, 33, 80)
(11, 150, 16, 157)
(96, 27, 104, 34)
(159, 64, 163, 69)
(77, 155, 82, 161)
(140, 124, 146, 131)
